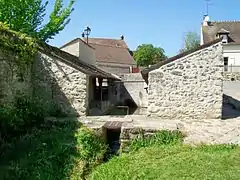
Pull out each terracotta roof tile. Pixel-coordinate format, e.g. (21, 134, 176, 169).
(85, 38, 136, 65)
(203, 21, 240, 44)
(86, 38, 129, 48)
(90, 43, 136, 65)
(38, 43, 120, 80)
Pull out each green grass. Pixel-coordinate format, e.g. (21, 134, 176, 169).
(90, 145, 240, 180)
(2, 124, 240, 180)
(0, 120, 107, 180)
(128, 130, 184, 151)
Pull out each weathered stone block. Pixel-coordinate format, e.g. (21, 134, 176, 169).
(148, 42, 223, 119)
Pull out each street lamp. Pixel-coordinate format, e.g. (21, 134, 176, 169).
(82, 26, 91, 44)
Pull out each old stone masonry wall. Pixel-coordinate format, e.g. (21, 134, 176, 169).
(33, 52, 88, 116)
(148, 42, 223, 119)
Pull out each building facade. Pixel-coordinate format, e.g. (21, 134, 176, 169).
(201, 15, 240, 72)
(60, 36, 137, 74)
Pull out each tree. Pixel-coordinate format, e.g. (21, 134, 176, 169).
(133, 44, 167, 67)
(0, 0, 75, 41)
(180, 31, 200, 53)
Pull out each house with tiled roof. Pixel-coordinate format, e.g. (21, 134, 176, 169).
(201, 15, 240, 72)
(60, 36, 137, 74)
(60, 38, 97, 66)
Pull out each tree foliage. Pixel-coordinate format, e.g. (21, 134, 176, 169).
(0, 0, 75, 41)
(180, 31, 200, 53)
(133, 44, 167, 66)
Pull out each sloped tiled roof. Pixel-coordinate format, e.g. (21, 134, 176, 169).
(0, 24, 119, 80)
(85, 38, 136, 65)
(60, 38, 95, 49)
(39, 43, 120, 80)
(202, 21, 240, 44)
(86, 38, 129, 48)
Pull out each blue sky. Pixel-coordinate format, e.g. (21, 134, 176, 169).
(48, 0, 240, 57)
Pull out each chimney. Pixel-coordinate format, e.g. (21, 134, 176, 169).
(203, 15, 210, 26)
(120, 35, 124, 40)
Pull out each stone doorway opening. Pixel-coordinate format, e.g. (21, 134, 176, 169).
(104, 121, 123, 155)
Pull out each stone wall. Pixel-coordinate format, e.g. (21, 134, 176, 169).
(148, 42, 223, 119)
(223, 72, 240, 81)
(105, 73, 148, 115)
(33, 52, 88, 116)
(0, 51, 32, 104)
(120, 73, 148, 114)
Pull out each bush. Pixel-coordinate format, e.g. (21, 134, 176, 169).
(128, 130, 184, 152)
(75, 127, 107, 162)
(0, 94, 45, 142)
(0, 121, 108, 179)
(45, 101, 68, 117)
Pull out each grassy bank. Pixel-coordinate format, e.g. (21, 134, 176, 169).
(90, 145, 240, 180)
(90, 131, 240, 180)
(1, 122, 240, 180)
(0, 120, 107, 180)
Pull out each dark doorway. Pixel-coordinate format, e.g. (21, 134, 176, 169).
(106, 128, 121, 154)
(104, 121, 122, 155)
(224, 57, 228, 72)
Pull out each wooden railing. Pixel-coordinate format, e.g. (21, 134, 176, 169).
(224, 65, 240, 72)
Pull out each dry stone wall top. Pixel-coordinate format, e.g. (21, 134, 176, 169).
(223, 72, 240, 81)
(148, 42, 223, 119)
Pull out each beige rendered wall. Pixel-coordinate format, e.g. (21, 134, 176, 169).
(61, 41, 80, 57)
(223, 44, 240, 72)
(61, 40, 96, 66)
(79, 40, 96, 66)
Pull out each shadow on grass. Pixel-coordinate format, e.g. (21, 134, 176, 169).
(0, 52, 108, 179)
(0, 120, 83, 179)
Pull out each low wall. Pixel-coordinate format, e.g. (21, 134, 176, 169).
(223, 72, 240, 81)
(121, 73, 148, 109)
(0, 51, 32, 105)
(1, 48, 89, 117)
(120, 126, 157, 152)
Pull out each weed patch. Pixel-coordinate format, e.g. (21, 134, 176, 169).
(0, 120, 107, 180)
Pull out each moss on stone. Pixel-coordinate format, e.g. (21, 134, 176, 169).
(0, 22, 37, 78)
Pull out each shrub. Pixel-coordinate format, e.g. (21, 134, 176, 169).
(75, 127, 107, 162)
(45, 101, 68, 117)
(128, 130, 184, 152)
(0, 94, 45, 142)
(0, 121, 108, 180)
(71, 126, 108, 179)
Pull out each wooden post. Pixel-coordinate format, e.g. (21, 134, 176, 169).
(99, 78, 103, 101)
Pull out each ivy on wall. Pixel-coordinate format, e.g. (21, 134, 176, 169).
(0, 22, 37, 79)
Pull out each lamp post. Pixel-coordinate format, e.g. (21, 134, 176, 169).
(82, 26, 91, 44)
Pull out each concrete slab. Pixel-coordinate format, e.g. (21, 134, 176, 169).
(50, 115, 240, 145)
